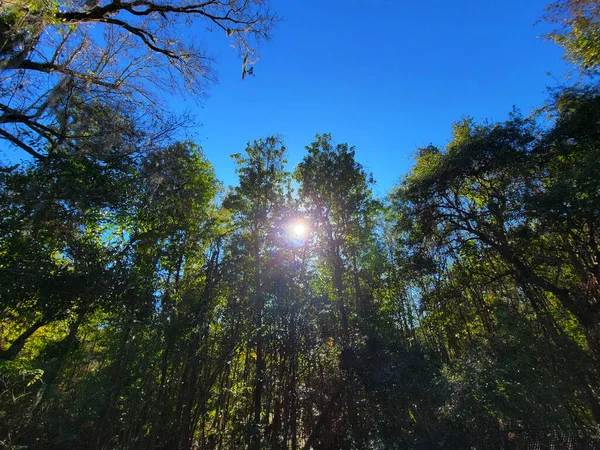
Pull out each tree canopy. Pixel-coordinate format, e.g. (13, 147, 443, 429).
(1, 0, 600, 449)
(0, 0, 277, 158)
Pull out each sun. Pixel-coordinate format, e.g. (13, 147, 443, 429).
(291, 222, 307, 238)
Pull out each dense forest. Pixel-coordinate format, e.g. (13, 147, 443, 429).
(1, 0, 599, 449)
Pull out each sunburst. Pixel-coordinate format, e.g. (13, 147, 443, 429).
(292, 222, 307, 238)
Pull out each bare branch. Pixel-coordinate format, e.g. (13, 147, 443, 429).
(0, 128, 46, 160)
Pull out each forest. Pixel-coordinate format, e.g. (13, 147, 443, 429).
(0, 0, 599, 449)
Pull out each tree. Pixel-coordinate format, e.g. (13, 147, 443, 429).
(391, 97, 600, 427)
(542, 0, 600, 76)
(0, 0, 278, 158)
(0, 108, 140, 362)
(295, 134, 381, 447)
(295, 134, 378, 345)
(532, 87, 600, 358)
(0, 138, 224, 448)
(108, 141, 222, 450)
(223, 136, 290, 450)
(2, 94, 600, 449)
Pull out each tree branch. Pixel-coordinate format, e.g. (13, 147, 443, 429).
(0, 128, 46, 160)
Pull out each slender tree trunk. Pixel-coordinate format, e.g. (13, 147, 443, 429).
(250, 233, 265, 450)
(42, 306, 88, 387)
(328, 237, 362, 446)
(93, 316, 133, 450)
(301, 384, 345, 450)
(251, 321, 264, 450)
(0, 318, 46, 361)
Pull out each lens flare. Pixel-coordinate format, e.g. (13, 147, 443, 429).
(292, 223, 307, 237)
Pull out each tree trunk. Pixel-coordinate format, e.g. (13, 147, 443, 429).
(250, 235, 264, 450)
(0, 318, 46, 361)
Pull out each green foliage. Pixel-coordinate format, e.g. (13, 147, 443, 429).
(0, 0, 59, 61)
(391, 86, 600, 438)
(440, 302, 595, 430)
(2, 82, 600, 449)
(543, 0, 600, 76)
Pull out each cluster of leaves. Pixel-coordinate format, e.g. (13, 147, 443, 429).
(543, 0, 600, 75)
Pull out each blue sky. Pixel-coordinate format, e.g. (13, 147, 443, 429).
(0, 1, 571, 195)
(173, 0, 571, 195)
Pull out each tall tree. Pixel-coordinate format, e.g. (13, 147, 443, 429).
(295, 133, 380, 447)
(391, 97, 600, 428)
(0, 0, 278, 158)
(223, 136, 290, 450)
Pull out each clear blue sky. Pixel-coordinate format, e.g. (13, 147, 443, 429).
(173, 0, 570, 195)
(0, 1, 571, 195)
